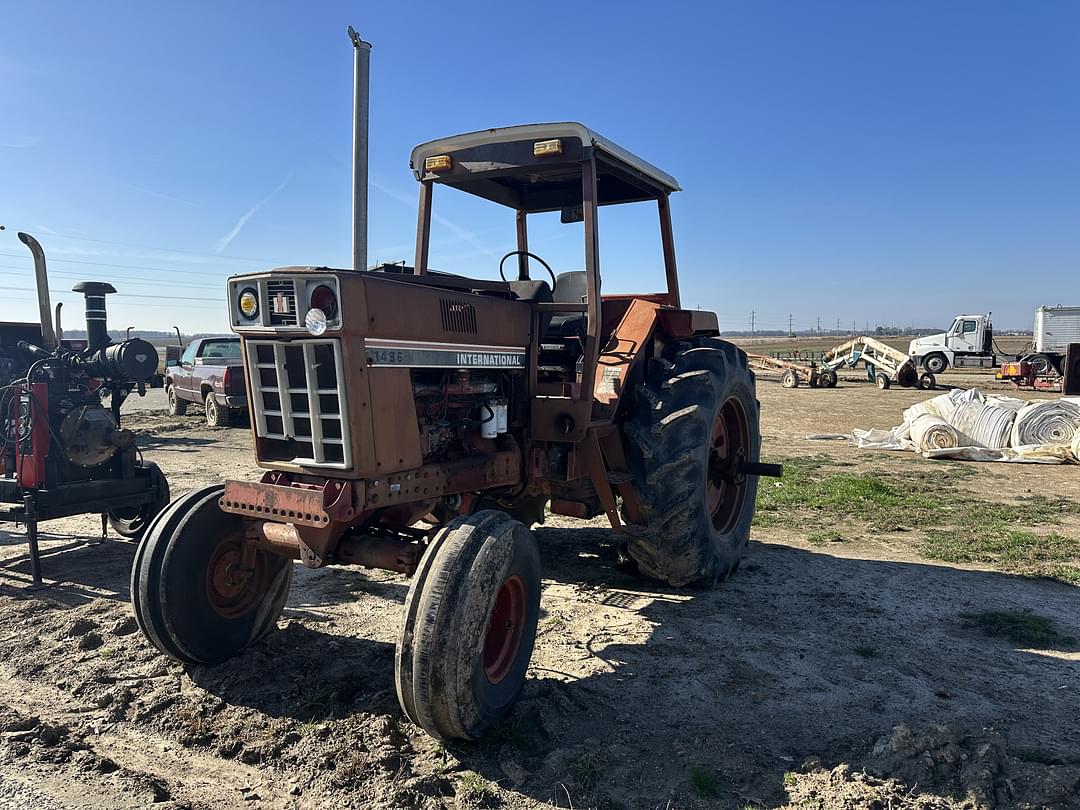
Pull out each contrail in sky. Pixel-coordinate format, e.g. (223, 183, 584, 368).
(215, 174, 291, 254)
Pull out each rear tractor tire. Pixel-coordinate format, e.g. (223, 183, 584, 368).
(396, 511, 541, 741)
(621, 338, 761, 587)
(108, 462, 170, 539)
(131, 486, 293, 665)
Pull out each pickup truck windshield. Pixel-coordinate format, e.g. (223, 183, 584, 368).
(200, 339, 242, 360)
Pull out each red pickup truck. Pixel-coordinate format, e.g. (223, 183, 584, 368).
(165, 337, 247, 427)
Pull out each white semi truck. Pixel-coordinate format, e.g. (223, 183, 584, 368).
(909, 306, 1080, 375)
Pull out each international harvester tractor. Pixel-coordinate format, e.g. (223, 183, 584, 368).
(133, 114, 778, 739)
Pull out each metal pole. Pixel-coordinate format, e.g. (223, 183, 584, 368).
(348, 26, 371, 272)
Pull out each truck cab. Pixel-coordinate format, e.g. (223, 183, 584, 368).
(909, 313, 994, 374)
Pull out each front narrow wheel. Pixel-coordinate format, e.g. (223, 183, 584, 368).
(396, 511, 541, 741)
(131, 486, 292, 665)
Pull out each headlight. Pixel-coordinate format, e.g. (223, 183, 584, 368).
(310, 284, 338, 319)
(238, 287, 259, 320)
(305, 307, 328, 336)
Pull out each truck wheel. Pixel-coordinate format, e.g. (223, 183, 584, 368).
(205, 396, 231, 428)
(131, 486, 292, 665)
(396, 510, 541, 741)
(167, 385, 188, 416)
(621, 338, 760, 587)
(923, 353, 948, 375)
(781, 369, 800, 388)
(108, 462, 170, 539)
(875, 372, 891, 390)
(819, 369, 838, 388)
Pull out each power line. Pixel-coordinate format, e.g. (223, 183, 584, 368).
(0, 284, 220, 303)
(0, 251, 254, 280)
(0, 263, 216, 290)
(0, 227, 288, 266)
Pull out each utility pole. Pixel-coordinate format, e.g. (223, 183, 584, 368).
(348, 26, 372, 272)
(852, 319, 857, 336)
(750, 309, 755, 337)
(816, 316, 821, 334)
(788, 313, 793, 336)
(836, 317, 840, 336)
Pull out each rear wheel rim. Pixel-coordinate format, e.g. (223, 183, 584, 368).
(205, 538, 267, 619)
(484, 575, 526, 684)
(706, 397, 751, 533)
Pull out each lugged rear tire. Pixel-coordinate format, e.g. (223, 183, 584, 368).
(622, 338, 761, 587)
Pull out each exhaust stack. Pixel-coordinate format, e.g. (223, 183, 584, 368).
(348, 26, 371, 273)
(17, 232, 59, 350)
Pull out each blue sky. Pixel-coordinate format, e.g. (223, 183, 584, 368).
(1, 2, 1077, 334)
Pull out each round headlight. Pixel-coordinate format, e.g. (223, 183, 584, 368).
(238, 288, 259, 319)
(305, 307, 328, 336)
(310, 284, 338, 319)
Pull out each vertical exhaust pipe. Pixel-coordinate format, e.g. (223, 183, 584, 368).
(348, 26, 371, 273)
(17, 232, 59, 351)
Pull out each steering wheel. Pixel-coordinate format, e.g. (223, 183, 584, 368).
(498, 250, 557, 289)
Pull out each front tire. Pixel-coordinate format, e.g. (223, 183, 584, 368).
(622, 338, 761, 587)
(923, 353, 948, 375)
(131, 486, 292, 665)
(167, 385, 188, 416)
(396, 511, 541, 741)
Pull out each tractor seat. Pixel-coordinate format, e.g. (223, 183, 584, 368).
(508, 279, 553, 339)
(546, 271, 587, 340)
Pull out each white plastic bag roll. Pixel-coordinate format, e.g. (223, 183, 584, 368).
(909, 413, 968, 452)
(1011, 400, 1080, 448)
(951, 400, 1016, 449)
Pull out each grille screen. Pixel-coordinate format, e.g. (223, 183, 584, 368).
(247, 338, 350, 467)
(440, 298, 478, 334)
(267, 280, 298, 326)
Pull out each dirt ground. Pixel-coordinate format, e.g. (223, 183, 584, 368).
(1, 364, 1078, 809)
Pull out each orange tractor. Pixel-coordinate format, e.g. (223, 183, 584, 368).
(131, 42, 778, 742)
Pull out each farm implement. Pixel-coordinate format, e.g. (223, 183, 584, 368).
(747, 353, 836, 389)
(1, 232, 169, 586)
(822, 335, 934, 391)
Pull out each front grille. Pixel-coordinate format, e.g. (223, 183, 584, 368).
(440, 298, 477, 334)
(267, 280, 298, 326)
(246, 338, 351, 468)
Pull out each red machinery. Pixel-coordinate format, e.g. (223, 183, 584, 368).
(997, 359, 1062, 392)
(1, 232, 170, 585)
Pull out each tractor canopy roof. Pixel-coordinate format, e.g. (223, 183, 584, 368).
(409, 122, 680, 213)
